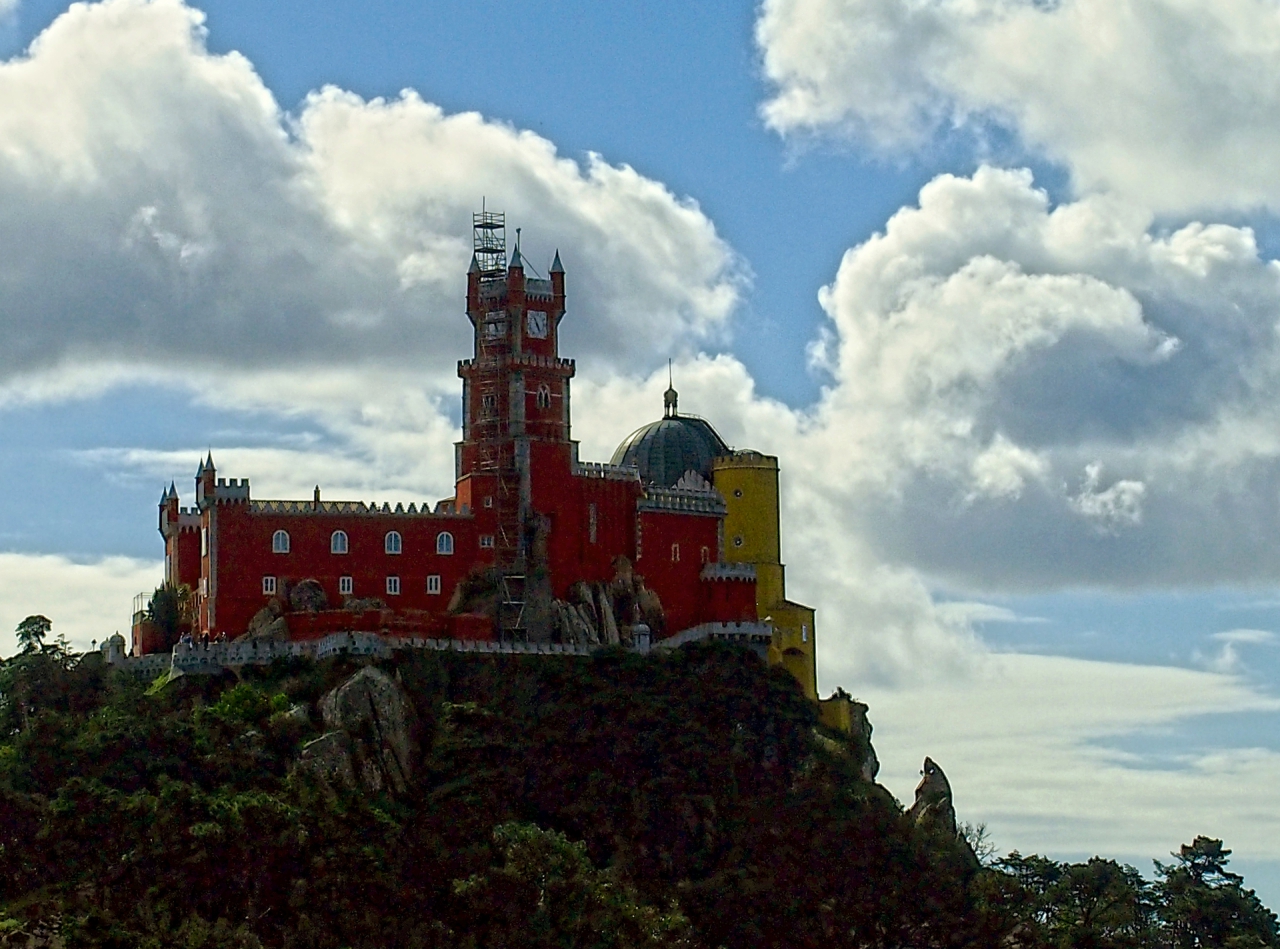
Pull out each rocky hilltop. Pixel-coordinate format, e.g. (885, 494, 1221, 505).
(0, 639, 1275, 948)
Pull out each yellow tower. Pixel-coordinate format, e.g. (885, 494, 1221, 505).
(713, 451, 818, 701)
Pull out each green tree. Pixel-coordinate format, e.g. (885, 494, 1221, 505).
(14, 615, 51, 654)
(453, 822, 698, 949)
(1155, 837, 1279, 948)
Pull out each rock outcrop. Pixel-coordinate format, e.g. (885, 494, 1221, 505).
(298, 667, 417, 796)
(237, 602, 288, 642)
(906, 756, 957, 835)
(288, 578, 328, 613)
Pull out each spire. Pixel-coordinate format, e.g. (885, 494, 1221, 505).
(550, 249, 564, 273)
(468, 253, 481, 274)
(663, 359, 678, 418)
(510, 245, 522, 268)
(168, 481, 177, 499)
(205, 451, 215, 472)
(196, 457, 205, 475)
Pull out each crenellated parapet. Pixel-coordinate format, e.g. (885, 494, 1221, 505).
(573, 461, 642, 482)
(639, 485, 727, 516)
(197, 477, 250, 508)
(700, 562, 756, 582)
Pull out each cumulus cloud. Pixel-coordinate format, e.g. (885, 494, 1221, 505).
(756, 0, 1280, 214)
(0, 0, 742, 387)
(0, 553, 160, 656)
(861, 653, 1280, 859)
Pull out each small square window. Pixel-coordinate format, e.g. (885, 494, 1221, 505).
(386, 576, 400, 596)
(480, 535, 495, 549)
(671, 543, 680, 562)
(483, 496, 493, 508)
(262, 576, 276, 595)
(339, 576, 353, 596)
(427, 574, 442, 595)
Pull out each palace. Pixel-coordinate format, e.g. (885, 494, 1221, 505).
(137, 213, 839, 715)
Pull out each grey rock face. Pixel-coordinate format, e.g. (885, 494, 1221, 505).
(906, 756, 957, 835)
(298, 731, 356, 789)
(318, 667, 416, 795)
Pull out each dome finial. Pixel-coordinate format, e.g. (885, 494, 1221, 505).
(663, 359, 678, 418)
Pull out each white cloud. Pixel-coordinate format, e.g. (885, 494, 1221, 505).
(0, 553, 161, 656)
(859, 652, 1280, 859)
(757, 0, 1280, 214)
(0, 0, 742, 386)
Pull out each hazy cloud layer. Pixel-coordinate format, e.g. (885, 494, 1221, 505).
(757, 0, 1280, 214)
(0, 0, 741, 385)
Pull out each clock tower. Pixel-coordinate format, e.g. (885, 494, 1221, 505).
(456, 212, 574, 567)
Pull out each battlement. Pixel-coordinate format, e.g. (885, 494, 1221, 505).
(700, 562, 756, 582)
(198, 477, 250, 507)
(653, 621, 773, 657)
(713, 450, 778, 470)
(248, 499, 452, 517)
(573, 461, 641, 483)
(458, 354, 574, 373)
(639, 485, 727, 516)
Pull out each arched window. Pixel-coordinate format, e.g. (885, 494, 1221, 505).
(272, 530, 290, 554)
(330, 530, 349, 554)
(536, 384, 551, 409)
(385, 531, 402, 555)
(436, 531, 455, 555)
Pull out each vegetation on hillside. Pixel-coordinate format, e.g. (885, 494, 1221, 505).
(0, 621, 1276, 948)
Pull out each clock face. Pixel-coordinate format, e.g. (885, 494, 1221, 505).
(527, 310, 548, 339)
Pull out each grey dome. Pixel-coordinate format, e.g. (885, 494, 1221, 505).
(611, 414, 731, 487)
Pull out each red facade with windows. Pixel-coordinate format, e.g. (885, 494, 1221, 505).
(146, 233, 756, 652)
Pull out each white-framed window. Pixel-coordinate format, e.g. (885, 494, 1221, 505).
(427, 574, 442, 595)
(536, 384, 551, 409)
(385, 530, 402, 555)
(339, 576, 353, 596)
(331, 530, 348, 554)
(436, 531, 454, 555)
(272, 530, 290, 554)
(483, 496, 493, 508)
(588, 503, 598, 544)
(199, 577, 207, 596)
(802, 624, 808, 643)
(262, 576, 277, 595)
(201, 528, 208, 556)
(700, 546, 710, 563)
(671, 543, 681, 563)
(480, 534, 495, 549)
(386, 576, 401, 596)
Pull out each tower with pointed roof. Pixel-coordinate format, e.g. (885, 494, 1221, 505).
(457, 210, 572, 569)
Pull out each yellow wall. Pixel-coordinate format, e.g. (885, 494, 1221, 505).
(713, 452, 818, 704)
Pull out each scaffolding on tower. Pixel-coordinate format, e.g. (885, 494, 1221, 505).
(473, 209, 507, 280)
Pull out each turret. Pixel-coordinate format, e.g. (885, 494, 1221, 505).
(159, 482, 179, 536)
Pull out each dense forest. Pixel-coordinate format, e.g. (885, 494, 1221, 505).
(0, 622, 1277, 948)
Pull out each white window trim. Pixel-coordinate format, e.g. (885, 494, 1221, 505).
(386, 576, 401, 596)
(480, 534, 495, 549)
(272, 530, 289, 554)
(436, 532, 455, 555)
(331, 530, 349, 555)
(427, 574, 442, 595)
(385, 531, 402, 555)
(339, 576, 353, 596)
(262, 576, 277, 595)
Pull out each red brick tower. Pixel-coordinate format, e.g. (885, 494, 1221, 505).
(456, 213, 573, 601)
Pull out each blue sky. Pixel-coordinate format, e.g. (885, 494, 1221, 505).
(3, 0, 1280, 907)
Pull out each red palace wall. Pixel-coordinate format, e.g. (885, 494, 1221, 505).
(205, 502, 497, 639)
(636, 510, 725, 635)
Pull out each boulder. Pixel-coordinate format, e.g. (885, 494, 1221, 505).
(289, 578, 328, 613)
(318, 667, 416, 795)
(237, 605, 288, 643)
